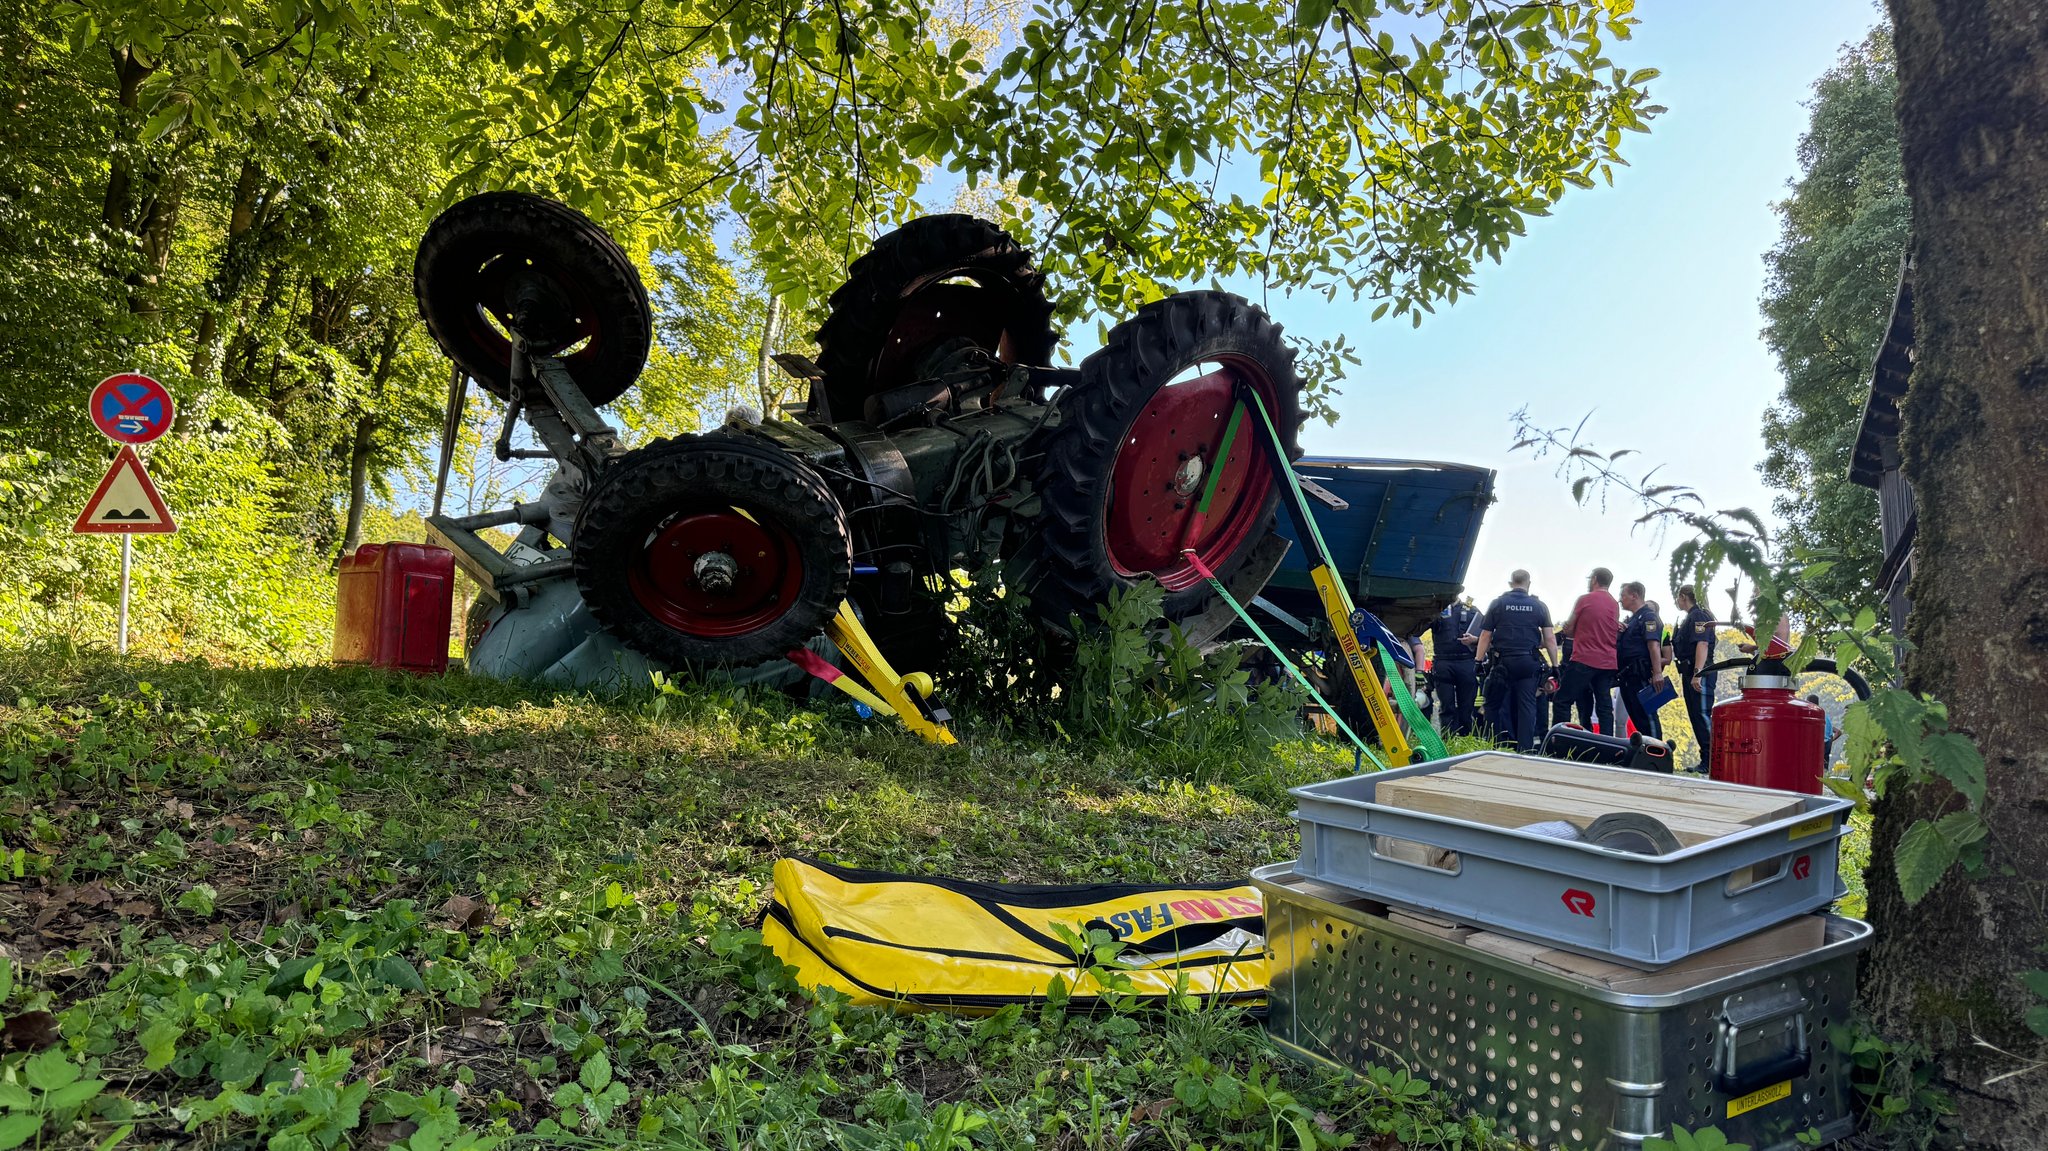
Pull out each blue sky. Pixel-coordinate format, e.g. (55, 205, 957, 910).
(1281, 0, 1885, 621)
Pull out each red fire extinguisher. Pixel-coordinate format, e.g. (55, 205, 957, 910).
(1706, 653, 1869, 794)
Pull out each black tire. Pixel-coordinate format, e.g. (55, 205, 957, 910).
(415, 191, 651, 407)
(573, 434, 851, 666)
(1023, 291, 1303, 643)
(812, 214, 1058, 421)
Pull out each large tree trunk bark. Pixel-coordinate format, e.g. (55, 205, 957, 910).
(1866, 2, 2048, 1145)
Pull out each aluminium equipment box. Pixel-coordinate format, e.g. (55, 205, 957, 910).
(1255, 864, 1868, 1151)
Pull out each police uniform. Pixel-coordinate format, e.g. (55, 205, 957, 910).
(1428, 602, 1480, 736)
(1673, 603, 1717, 769)
(1480, 587, 1553, 752)
(1617, 603, 1664, 739)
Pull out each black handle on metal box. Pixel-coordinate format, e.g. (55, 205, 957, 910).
(1715, 1048, 1812, 1098)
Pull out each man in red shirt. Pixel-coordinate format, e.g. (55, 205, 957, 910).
(1555, 567, 1621, 735)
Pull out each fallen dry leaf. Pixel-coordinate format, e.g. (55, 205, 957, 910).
(436, 894, 491, 932)
(509, 783, 528, 797)
(114, 900, 157, 919)
(0, 1011, 60, 1053)
(366, 1120, 418, 1149)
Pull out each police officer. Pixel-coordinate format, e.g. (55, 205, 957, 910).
(1672, 584, 1717, 771)
(1427, 598, 1481, 736)
(1616, 581, 1664, 739)
(1473, 570, 1561, 753)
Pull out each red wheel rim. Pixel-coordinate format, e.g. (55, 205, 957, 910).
(870, 280, 1020, 385)
(1104, 358, 1278, 591)
(461, 253, 609, 382)
(626, 509, 805, 638)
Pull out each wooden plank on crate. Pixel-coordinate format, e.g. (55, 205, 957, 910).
(1446, 755, 1803, 824)
(1409, 757, 1794, 827)
(1373, 776, 1746, 846)
(1389, 909, 1476, 942)
(1464, 914, 1829, 989)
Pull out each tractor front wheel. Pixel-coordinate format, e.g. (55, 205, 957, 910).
(573, 435, 851, 667)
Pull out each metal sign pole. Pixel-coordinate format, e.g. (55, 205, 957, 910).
(118, 535, 132, 654)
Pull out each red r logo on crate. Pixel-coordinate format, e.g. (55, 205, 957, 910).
(1560, 889, 1596, 917)
(1791, 855, 1811, 880)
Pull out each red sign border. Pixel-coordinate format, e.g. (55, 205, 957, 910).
(72, 444, 177, 534)
(88, 373, 176, 445)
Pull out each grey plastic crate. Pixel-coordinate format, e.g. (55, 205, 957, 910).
(1292, 753, 1852, 966)
(1256, 864, 1870, 1151)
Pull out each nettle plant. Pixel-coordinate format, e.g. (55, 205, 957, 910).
(1511, 414, 1990, 906)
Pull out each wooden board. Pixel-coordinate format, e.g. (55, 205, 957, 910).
(1444, 754, 1803, 824)
(1373, 774, 1748, 847)
(1463, 914, 1829, 990)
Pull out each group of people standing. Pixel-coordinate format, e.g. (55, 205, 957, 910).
(1416, 569, 1720, 762)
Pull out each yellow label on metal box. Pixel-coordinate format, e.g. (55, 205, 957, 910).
(1788, 815, 1833, 841)
(1726, 1079, 1792, 1118)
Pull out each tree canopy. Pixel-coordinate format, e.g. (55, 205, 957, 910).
(0, 0, 1656, 653)
(1757, 26, 1908, 616)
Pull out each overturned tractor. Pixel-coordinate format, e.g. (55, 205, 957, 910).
(415, 192, 1304, 688)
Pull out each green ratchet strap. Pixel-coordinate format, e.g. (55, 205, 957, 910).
(1234, 387, 1445, 762)
(1187, 553, 1386, 771)
(1379, 647, 1449, 760)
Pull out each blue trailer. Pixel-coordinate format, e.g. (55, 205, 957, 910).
(1253, 456, 1496, 644)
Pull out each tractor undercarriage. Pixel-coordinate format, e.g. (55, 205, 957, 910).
(413, 193, 1305, 688)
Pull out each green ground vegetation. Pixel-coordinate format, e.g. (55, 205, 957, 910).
(0, 646, 1520, 1151)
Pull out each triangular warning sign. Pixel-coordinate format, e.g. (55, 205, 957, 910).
(73, 444, 177, 534)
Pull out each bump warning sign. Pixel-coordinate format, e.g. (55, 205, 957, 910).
(73, 444, 176, 534)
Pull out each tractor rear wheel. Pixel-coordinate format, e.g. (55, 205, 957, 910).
(573, 435, 851, 666)
(414, 191, 651, 406)
(812, 215, 1059, 422)
(1026, 291, 1303, 643)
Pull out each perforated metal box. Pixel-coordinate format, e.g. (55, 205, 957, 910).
(1255, 865, 1868, 1151)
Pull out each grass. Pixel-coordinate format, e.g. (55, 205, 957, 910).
(0, 645, 1514, 1151)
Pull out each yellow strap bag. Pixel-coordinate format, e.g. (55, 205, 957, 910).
(762, 856, 1267, 1012)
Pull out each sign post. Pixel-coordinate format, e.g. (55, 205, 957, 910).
(77, 375, 178, 653)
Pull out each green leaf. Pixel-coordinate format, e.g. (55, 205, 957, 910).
(24, 1049, 80, 1091)
(376, 956, 425, 993)
(139, 1019, 183, 1072)
(1570, 476, 1592, 505)
(1895, 818, 1960, 905)
(140, 99, 189, 145)
(2022, 970, 2048, 999)
(0, 1114, 42, 1151)
(579, 1051, 612, 1093)
(44, 1079, 105, 1110)
(2026, 1005, 2048, 1039)
(267, 956, 321, 996)
(0, 956, 11, 1004)
(1294, 0, 1333, 30)
(176, 884, 216, 917)
(0, 1083, 33, 1109)
(1920, 733, 1986, 808)
(1933, 810, 1988, 846)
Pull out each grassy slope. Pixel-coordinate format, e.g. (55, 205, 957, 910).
(0, 648, 1511, 1151)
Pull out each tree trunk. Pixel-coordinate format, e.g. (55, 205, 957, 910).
(191, 157, 265, 378)
(756, 293, 782, 416)
(338, 412, 378, 560)
(336, 321, 403, 560)
(1866, 2, 2048, 1145)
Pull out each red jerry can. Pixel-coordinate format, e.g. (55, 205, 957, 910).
(333, 543, 456, 673)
